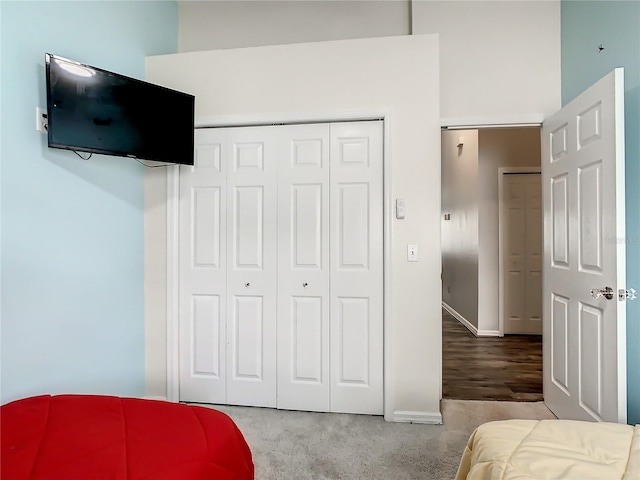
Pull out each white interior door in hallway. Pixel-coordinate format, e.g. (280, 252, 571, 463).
(502, 173, 542, 335)
(543, 69, 627, 423)
(178, 121, 384, 415)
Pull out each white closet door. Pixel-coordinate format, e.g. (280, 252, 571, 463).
(329, 121, 384, 415)
(276, 124, 331, 412)
(523, 174, 543, 334)
(178, 128, 228, 404)
(503, 174, 543, 335)
(226, 126, 278, 408)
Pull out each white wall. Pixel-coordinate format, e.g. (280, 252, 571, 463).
(178, 0, 411, 52)
(477, 128, 541, 334)
(441, 130, 480, 328)
(144, 167, 169, 400)
(145, 35, 443, 421)
(412, 0, 561, 124)
(178, 1, 560, 124)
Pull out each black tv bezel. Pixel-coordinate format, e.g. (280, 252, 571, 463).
(45, 53, 195, 165)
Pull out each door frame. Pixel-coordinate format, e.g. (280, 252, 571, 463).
(165, 110, 395, 420)
(498, 167, 542, 336)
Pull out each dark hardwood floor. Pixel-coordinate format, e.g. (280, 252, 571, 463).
(442, 309, 543, 401)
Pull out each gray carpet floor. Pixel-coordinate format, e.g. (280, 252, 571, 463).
(197, 400, 556, 480)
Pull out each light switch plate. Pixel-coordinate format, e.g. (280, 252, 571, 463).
(396, 198, 405, 219)
(407, 244, 418, 262)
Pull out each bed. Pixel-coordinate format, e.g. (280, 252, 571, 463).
(455, 419, 640, 480)
(1, 394, 254, 480)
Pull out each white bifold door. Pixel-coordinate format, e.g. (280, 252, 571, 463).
(178, 126, 278, 408)
(179, 121, 383, 415)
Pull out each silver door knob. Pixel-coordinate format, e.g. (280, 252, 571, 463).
(590, 286, 614, 300)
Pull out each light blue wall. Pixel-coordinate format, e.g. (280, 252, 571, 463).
(0, 1, 177, 404)
(562, 0, 640, 424)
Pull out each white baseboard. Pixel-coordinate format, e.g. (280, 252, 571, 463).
(442, 302, 500, 337)
(442, 302, 478, 336)
(143, 395, 169, 402)
(392, 410, 443, 425)
(142, 396, 442, 424)
(477, 329, 500, 337)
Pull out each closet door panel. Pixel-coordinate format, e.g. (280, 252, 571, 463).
(330, 121, 384, 415)
(336, 297, 370, 384)
(277, 124, 331, 412)
(338, 183, 370, 268)
(179, 128, 228, 404)
(226, 126, 278, 408)
(231, 295, 264, 379)
(233, 186, 264, 268)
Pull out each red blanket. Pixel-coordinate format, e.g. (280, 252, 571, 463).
(1, 394, 254, 480)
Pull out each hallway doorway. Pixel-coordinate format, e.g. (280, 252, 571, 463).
(440, 124, 543, 402)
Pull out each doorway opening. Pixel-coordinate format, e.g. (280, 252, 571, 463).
(440, 126, 543, 401)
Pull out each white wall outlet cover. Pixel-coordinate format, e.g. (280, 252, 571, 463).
(36, 107, 48, 133)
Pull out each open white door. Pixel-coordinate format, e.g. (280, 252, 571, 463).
(542, 68, 627, 423)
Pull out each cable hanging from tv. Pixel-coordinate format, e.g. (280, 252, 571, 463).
(73, 151, 92, 161)
(134, 158, 174, 168)
(70, 148, 177, 168)
(72, 150, 175, 168)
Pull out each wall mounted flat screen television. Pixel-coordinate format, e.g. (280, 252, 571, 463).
(45, 53, 195, 165)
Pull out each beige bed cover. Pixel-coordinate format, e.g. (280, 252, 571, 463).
(455, 419, 640, 480)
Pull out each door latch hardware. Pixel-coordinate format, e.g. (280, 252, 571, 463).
(618, 288, 637, 301)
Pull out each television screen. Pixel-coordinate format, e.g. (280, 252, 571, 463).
(45, 53, 195, 165)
